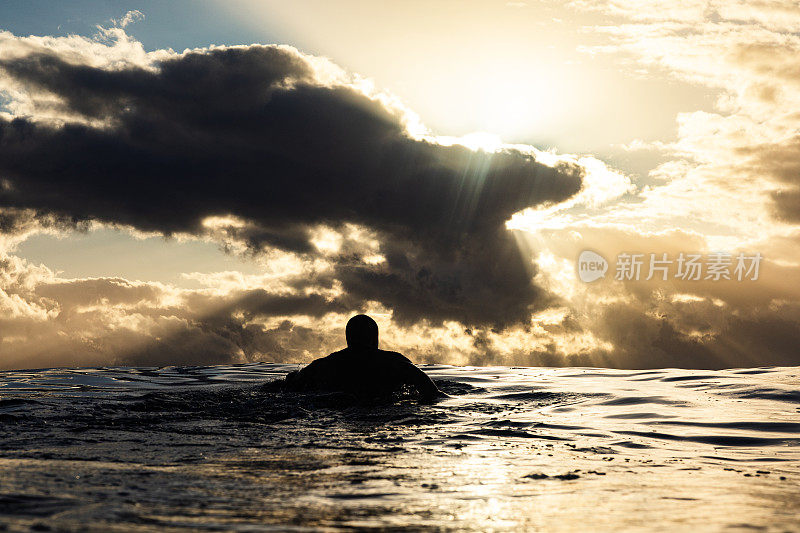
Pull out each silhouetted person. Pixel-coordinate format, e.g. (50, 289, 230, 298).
(284, 315, 443, 402)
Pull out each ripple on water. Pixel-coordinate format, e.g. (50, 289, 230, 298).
(0, 363, 798, 531)
(615, 430, 800, 447)
(599, 396, 689, 406)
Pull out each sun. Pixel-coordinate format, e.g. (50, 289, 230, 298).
(434, 131, 505, 152)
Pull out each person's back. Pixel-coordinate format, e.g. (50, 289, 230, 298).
(284, 315, 443, 401)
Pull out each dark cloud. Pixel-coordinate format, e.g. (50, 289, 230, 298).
(0, 45, 583, 327)
(36, 277, 162, 307)
(0, 207, 82, 239)
(334, 227, 553, 326)
(592, 299, 800, 369)
(734, 135, 800, 222)
(0, 260, 352, 369)
(771, 188, 800, 222)
(429, 298, 800, 370)
(104, 289, 351, 367)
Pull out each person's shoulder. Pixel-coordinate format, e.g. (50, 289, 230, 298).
(302, 349, 344, 370)
(325, 348, 351, 361)
(378, 349, 413, 364)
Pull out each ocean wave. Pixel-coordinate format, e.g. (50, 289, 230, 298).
(0, 364, 797, 531)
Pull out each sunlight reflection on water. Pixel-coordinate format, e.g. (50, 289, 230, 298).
(0, 363, 797, 531)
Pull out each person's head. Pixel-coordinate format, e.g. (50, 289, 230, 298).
(345, 314, 379, 349)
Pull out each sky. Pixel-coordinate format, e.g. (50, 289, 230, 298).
(0, 0, 798, 370)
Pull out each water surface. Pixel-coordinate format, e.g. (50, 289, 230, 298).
(0, 364, 798, 531)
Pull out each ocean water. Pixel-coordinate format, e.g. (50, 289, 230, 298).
(0, 363, 798, 532)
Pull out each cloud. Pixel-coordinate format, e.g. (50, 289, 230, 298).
(572, 5, 800, 227)
(115, 10, 145, 29)
(1, 7, 799, 371)
(476, 0, 800, 369)
(0, 249, 353, 369)
(0, 40, 584, 328)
